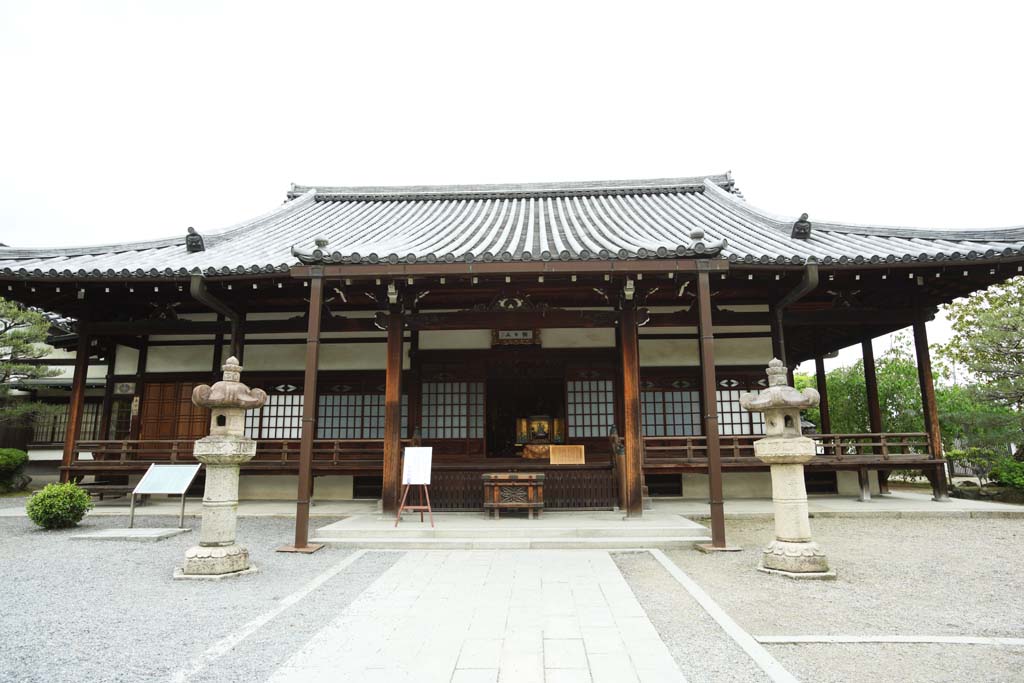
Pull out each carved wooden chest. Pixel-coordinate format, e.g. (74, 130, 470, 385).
(482, 472, 545, 519)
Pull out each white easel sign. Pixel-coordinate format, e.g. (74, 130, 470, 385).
(402, 447, 433, 485)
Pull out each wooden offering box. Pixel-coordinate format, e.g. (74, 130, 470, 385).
(482, 472, 545, 519)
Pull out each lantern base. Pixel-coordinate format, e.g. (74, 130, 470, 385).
(757, 565, 836, 580)
(761, 539, 830, 574)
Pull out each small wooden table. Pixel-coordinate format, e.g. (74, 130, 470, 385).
(482, 473, 545, 519)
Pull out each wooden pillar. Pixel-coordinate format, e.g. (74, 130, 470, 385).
(212, 313, 225, 380)
(381, 306, 405, 514)
(862, 339, 883, 435)
(612, 326, 628, 511)
(98, 344, 117, 440)
(60, 331, 91, 483)
(288, 272, 323, 550)
(769, 306, 785, 362)
(861, 339, 884, 500)
(129, 337, 148, 441)
(814, 355, 831, 434)
(619, 301, 644, 517)
(407, 330, 422, 439)
(697, 271, 727, 547)
(914, 320, 949, 500)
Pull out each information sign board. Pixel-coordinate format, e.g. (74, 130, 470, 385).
(401, 447, 433, 485)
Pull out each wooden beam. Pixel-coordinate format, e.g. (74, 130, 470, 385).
(292, 257, 731, 280)
(405, 309, 619, 330)
(619, 303, 644, 517)
(814, 355, 831, 434)
(81, 316, 377, 336)
(291, 272, 323, 549)
(914, 320, 949, 500)
(697, 270, 727, 547)
(60, 332, 90, 482)
(785, 308, 935, 327)
(382, 307, 405, 514)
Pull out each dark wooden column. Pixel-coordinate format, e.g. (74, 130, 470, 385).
(860, 339, 884, 500)
(381, 306, 405, 514)
(619, 301, 644, 517)
(914, 320, 949, 500)
(282, 271, 324, 552)
(60, 331, 91, 483)
(769, 305, 785, 361)
(407, 330, 422, 440)
(862, 339, 883, 435)
(612, 326, 628, 510)
(98, 344, 117, 441)
(814, 354, 831, 434)
(128, 337, 148, 441)
(697, 270, 727, 547)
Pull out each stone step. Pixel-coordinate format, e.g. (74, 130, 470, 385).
(308, 535, 713, 550)
(315, 524, 706, 540)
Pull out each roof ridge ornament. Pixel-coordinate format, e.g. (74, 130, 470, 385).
(291, 236, 341, 264)
(791, 213, 813, 240)
(186, 227, 205, 253)
(678, 227, 727, 257)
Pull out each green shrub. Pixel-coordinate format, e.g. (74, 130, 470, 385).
(26, 482, 93, 529)
(947, 447, 1002, 487)
(0, 448, 30, 491)
(992, 458, 1024, 490)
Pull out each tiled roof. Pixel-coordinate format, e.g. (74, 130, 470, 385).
(2, 174, 1022, 278)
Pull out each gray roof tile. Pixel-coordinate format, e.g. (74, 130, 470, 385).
(1, 175, 1022, 278)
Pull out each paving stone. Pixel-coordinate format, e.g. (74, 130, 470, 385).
(543, 639, 587, 668)
(69, 527, 189, 541)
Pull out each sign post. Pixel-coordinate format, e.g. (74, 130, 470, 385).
(395, 446, 434, 527)
(129, 463, 202, 528)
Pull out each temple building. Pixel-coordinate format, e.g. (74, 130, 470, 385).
(3, 173, 1022, 546)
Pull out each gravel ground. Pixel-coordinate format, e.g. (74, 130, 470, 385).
(666, 517, 1024, 638)
(0, 513, 400, 683)
(770, 642, 1024, 683)
(614, 551, 770, 683)
(663, 516, 1024, 682)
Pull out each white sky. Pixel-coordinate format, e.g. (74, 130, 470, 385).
(2, 1, 1022, 374)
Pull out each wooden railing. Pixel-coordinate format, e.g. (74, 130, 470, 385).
(643, 432, 936, 469)
(72, 439, 397, 469)
(70, 439, 618, 510)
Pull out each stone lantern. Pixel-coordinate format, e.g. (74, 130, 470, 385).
(741, 359, 834, 578)
(176, 357, 267, 579)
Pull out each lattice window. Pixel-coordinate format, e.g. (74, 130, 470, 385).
(567, 379, 615, 438)
(109, 399, 132, 439)
(421, 381, 484, 439)
(716, 386, 766, 436)
(316, 394, 408, 439)
(641, 390, 702, 437)
(32, 401, 103, 443)
(244, 394, 303, 439)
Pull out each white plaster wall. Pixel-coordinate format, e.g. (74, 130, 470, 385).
(681, 472, 772, 498)
(114, 345, 139, 375)
(237, 474, 355, 500)
(836, 470, 880, 496)
(639, 337, 772, 367)
(146, 345, 215, 372)
(419, 330, 492, 350)
(542, 328, 615, 348)
(243, 343, 408, 371)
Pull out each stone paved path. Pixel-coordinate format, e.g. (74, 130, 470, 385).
(267, 550, 686, 682)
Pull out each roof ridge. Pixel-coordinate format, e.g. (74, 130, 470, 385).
(0, 191, 316, 259)
(289, 174, 734, 201)
(702, 180, 1024, 240)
